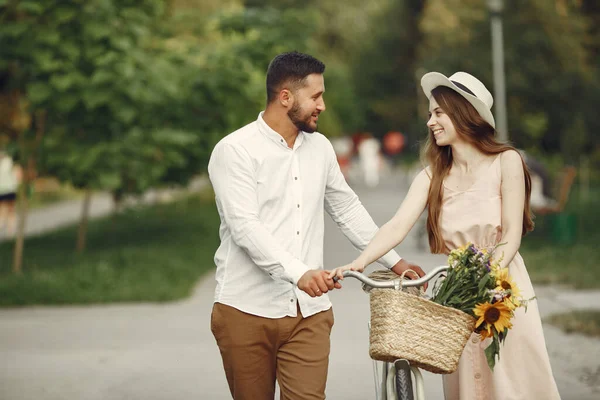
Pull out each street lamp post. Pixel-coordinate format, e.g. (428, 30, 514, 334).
(488, 0, 508, 142)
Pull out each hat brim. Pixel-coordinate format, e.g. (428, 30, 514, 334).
(421, 72, 496, 128)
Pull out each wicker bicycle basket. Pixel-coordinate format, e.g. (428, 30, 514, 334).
(367, 270, 476, 374)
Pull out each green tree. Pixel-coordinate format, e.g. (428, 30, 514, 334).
(0, 0, 205, 260)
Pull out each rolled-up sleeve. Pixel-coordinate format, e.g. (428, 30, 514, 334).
(323, 141, 401, 268)
(208, 142, 311, 284)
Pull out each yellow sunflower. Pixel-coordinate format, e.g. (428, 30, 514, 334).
(494, 268, 521, 309)
(474, 301, 513, 338)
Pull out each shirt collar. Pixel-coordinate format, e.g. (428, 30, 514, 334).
(257, 111, 304, 150)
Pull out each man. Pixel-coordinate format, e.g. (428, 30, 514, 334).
(208, 51, 424, 400)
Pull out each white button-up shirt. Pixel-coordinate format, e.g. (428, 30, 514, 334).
(208, 112, 401, 318)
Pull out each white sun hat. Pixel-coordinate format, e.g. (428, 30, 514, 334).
(420, 71, 496, 128)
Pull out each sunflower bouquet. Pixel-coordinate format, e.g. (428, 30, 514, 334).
(431, 243, 529, 370)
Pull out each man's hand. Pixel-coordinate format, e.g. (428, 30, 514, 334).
(298, 270, 342, 297)
(391, 259, 428, 289)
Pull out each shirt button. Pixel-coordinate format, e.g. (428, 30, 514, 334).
(297, 231, 300, 235)
(297, 204, 300, 208)
(290, 299, 294, 303)
(472, 337, 478, 344)
(475, 373, 481, 379)
(294, 177, 298, 180)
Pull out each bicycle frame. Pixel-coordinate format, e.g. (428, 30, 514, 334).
(339, 266, 449, 400)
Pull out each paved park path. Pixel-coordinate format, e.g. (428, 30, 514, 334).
(1, 173, 599, 399)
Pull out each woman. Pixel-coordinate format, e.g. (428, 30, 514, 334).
(329, 72, 560, 399)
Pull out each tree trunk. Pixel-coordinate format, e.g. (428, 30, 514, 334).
(12, 110, 45, 274)
(13, 149, 36, 274)
(112, 190, 124, 214)
(76, 189, 93, 253)
(12, 176, 28, 274)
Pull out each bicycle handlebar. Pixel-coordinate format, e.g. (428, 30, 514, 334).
(335, 265, 449, 289)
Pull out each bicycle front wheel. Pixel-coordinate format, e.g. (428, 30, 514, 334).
(391, 359, 414, 400)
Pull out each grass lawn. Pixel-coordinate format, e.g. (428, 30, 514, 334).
(0, 192, 220, 306)
(520, 186, 600, 289)
(546, 311, 600, 338)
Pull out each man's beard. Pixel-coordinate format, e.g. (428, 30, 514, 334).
(288, 103, 317, 133)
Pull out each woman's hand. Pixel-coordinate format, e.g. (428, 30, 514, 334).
(327, 261, 364, 281)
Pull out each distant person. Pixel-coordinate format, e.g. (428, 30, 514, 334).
(0, 151, 19, 237)
(330, 135, 353, 179)
(207, 51, 425, 400)
(358, 135, 381, 187)
(330, 71, 560, 400)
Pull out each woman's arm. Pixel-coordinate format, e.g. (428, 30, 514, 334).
(329, 168, 431, 279)
(498, 150, 527, 269)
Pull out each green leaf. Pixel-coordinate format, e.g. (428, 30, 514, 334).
(53, 7, 77, 24)
(484, 342, 498, 371)
(90, 70, 114, 85)
(111, 36, 132, 51)
(85, 22, 111, 40)
(60, 43, 80, 61)
(478, 273, 492, 291)
(17, 1, 45, 15)
(27, 82, 52, 104)
(82, 89, 112, 109)
(50, 74, 76, 92)
(55, 94, 79, 114)
(0, 22, 30, 38)
(96, 51, 119, 67)
(32, 50, 63, 73)
(115, 106, 137, 125)
(117, 61, 136, 80)
(36, 30, 61, 46)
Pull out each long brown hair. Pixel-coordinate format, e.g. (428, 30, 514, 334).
(422, 86, 534, 254)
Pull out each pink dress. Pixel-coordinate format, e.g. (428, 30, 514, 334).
(440, 156, 561, 400)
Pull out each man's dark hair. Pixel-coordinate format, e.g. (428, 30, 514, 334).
(266, 51, 325, 104)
